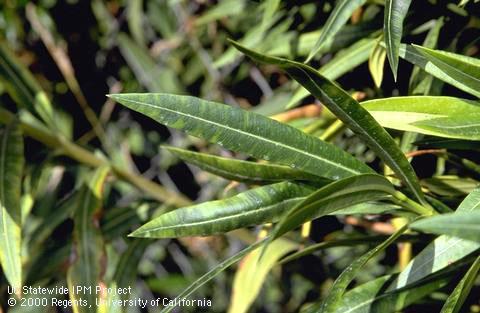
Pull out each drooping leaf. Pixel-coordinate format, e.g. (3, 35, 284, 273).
(67, 167, 109, 312)
(399, 44, 480, 98)
(271, 174, 396, 241)
(228, 238, 297, 313)
(363, 96, 480, 140)
(387, 187, 480, 291)
(109, 93, 373, 181)
(0, 122, 24, 292)
(306, 0, 367, 62)
(369, 37, 387, 88)
(159, 238, 268, 313)
(439, 256, 480, 313)
(287, 37, 376, 109)
(130, 182, 315, 238)
(411, 211, 480, 242)
(231, 41, 426, 204)
(165, 146, 322, 183)
(320, 225, 408, 313)
(384, 0, 412, 80)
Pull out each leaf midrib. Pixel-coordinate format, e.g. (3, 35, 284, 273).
(115, 96, 362, 176)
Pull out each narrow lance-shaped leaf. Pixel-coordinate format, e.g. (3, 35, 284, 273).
(384, 0, 412, 80)
(439, 256, 480, 313)
(0, 122, 24, 292)
(67, 167, 109, 313)
(334, 272, 452, 313)
(320, 225, 409, 313)
(109, 93, 373, 181)
(320, 226, 408, 313)
(399, 44, 480, 98)
(228, 238, 297, 313)
(369, 37, 387, 88)
(165, 146, 323, 184)
(363, 96, 480, 141)
(271, 174, 396, 241)
(387, 187, 480, 291)
(306, 0, 367, 62)
(413, 44, 480, 98)
(411, 211, 480, 243)
(130, 182, 315, 238)
(160, 238, 268, 313)
(231, 41, 426, 205)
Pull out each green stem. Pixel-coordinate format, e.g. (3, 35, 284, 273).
(392, 191, 436, 216)
(0, 107, 191, 207)
(319, 119, 345, 141)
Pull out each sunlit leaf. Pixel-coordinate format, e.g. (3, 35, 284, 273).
(369, 37, 387, 88)
(228, 238, 297, 313)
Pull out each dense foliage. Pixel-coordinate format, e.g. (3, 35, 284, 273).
(1, 0, 480, 312)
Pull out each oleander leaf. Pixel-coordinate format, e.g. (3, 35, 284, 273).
(109, 93, 373, 181)
(439, 256, 480, 313)
(287, 37, 376, 109)
(320, 225, 408, 313)
(399, 44, 480, 98)
(164, 146, 323, 183)
(67, 167, 109, 312)
(271, 174, 396, 241)
(0, 122, 24, 292)
(306, 0, 367, 62)
(231, 41, 426, 204)
(369, 37, 387, 88)
(159, 238, 268, 313)
(333, 272, 451, 313)
(363, 96, 480, 140)
(411, 212, 480, 242)
(228, 238, 297, 313)
(387, 187, 480, 291)
(129, 182, 315, 238)
(384, 0, 412, 80)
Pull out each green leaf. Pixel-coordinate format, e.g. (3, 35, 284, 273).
(399, 44, 480, 98)
(272, 174, 396, 241)
(387, 187, 480, 291)
(411, 211, 480, 242)
(159, 238, 268, 313)
(306, 0, 367, 62)
(333, 272, 451, 313)
(363, 96, 480, 140)
(320, 225, 408, 313)
(195, 0, 246, 26)
(0, 43, 54, 128)
(369, 37, 387, 88)
(67, 167, 109, 312)
(165, 146, 322, 183)
(231, 41, 426, 204)
(228, 238, 297, 313)
(0, 122, 24, 291)
(439, 256, 480, 313)
(287, 37, 376, 109)
(130, 182, 314, 238)
(109, 93, 373, 181)
(384, 0, 412, 80)
(117, 34, 183, 94)
(127, 0, 145, 46)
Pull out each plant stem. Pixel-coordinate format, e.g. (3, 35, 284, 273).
(392, 191, 436, 216)
(0, 107, 191, 207)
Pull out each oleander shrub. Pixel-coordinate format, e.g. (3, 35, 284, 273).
(1, 1, 480, 312)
